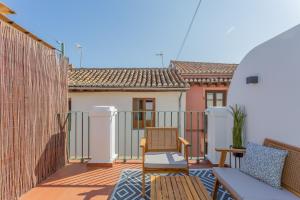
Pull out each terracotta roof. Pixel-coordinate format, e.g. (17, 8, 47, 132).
(171, 60, 237, 75)
(170, 60, 237, 84)
(69, 68, 189, 91)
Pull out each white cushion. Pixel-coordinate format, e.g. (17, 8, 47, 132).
(213, 167, 299, 200)
(144, 152, 187, 169)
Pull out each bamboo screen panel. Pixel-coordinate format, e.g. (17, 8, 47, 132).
(0, 20, 68, 200)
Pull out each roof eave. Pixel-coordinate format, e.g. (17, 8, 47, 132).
(0, 3, 15, 14)
(0, 14, 55, 49)
(180, 73, 234, 77)
(68, 86, 189, 92)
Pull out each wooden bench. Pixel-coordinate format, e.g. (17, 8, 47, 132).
(212, 138, 300, 200)
(151, 175, 212, 200)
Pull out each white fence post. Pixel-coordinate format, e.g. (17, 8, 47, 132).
(88, 106, 118, 166)
(205, 107, 232, 165)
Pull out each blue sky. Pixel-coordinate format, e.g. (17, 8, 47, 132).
(5, 0, 300, 67)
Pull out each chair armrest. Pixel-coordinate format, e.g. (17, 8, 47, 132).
(215, 148, 246, 154)
(140, 138, 146, 148)
(215, 148, 246, 167)
(178, 137, 191, 146)
(140, 138, 146, 166)
(178, 137, 190, 162)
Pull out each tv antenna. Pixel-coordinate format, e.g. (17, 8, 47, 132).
(155, 52, 164, 67)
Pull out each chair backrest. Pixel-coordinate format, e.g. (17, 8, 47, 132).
(263, 138, 300, 197)
(145, 127, 179, 152)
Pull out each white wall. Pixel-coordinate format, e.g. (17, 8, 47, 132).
(228, 24, 300, 147)
(70, 91, 185, 113)
(69, 91, 186, 159)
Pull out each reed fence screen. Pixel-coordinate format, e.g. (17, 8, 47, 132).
(0, 20, 69, 200)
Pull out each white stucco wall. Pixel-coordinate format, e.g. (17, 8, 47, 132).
(228, 25, 300, 147)
(70, 91, 185, 113)
(68, 91, 186, 159)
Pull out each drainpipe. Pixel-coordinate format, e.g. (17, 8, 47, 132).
(178, 92, 183, 112)
(178, 92, 183, 136)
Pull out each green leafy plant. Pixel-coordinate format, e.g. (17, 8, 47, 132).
(229, 104, 246, 149)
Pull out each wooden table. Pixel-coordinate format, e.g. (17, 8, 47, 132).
(150, 175, 212, 200)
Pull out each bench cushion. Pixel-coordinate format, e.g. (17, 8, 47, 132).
(213, 167, 299, 200)
(144, 152, 187, 169)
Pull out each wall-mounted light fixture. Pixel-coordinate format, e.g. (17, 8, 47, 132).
(246, 76, 259, 84)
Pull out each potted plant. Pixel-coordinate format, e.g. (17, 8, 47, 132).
(229, 104, 246, 157)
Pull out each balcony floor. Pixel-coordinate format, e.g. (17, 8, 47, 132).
(20, 160, 212, 200)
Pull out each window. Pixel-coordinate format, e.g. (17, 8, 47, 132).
(133, 98, 155, 129)
(205, 91, 226, 108)
(68, 98, 72, 111)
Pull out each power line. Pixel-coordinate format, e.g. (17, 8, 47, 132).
(176, 0, 203, 60)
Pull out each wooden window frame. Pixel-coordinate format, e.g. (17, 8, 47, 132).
(132, 98, 156, 129)
(205, 90, 227, 108)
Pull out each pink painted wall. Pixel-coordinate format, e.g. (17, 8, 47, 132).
(185, 84, 229, 157)
(186, 84, 229, 112)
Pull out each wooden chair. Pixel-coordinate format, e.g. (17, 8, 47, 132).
(212, 138, 300, 200)
(140, 127, 191, 196)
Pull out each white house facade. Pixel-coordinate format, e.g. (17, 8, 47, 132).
(68, 67, 189, 159)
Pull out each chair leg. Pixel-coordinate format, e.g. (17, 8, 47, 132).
(212, 179, 219, 200)
(142, 171, 145, 196)
(185, 169, 189, 176)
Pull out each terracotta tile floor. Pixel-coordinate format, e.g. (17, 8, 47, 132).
(20, 160, 212, 200)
